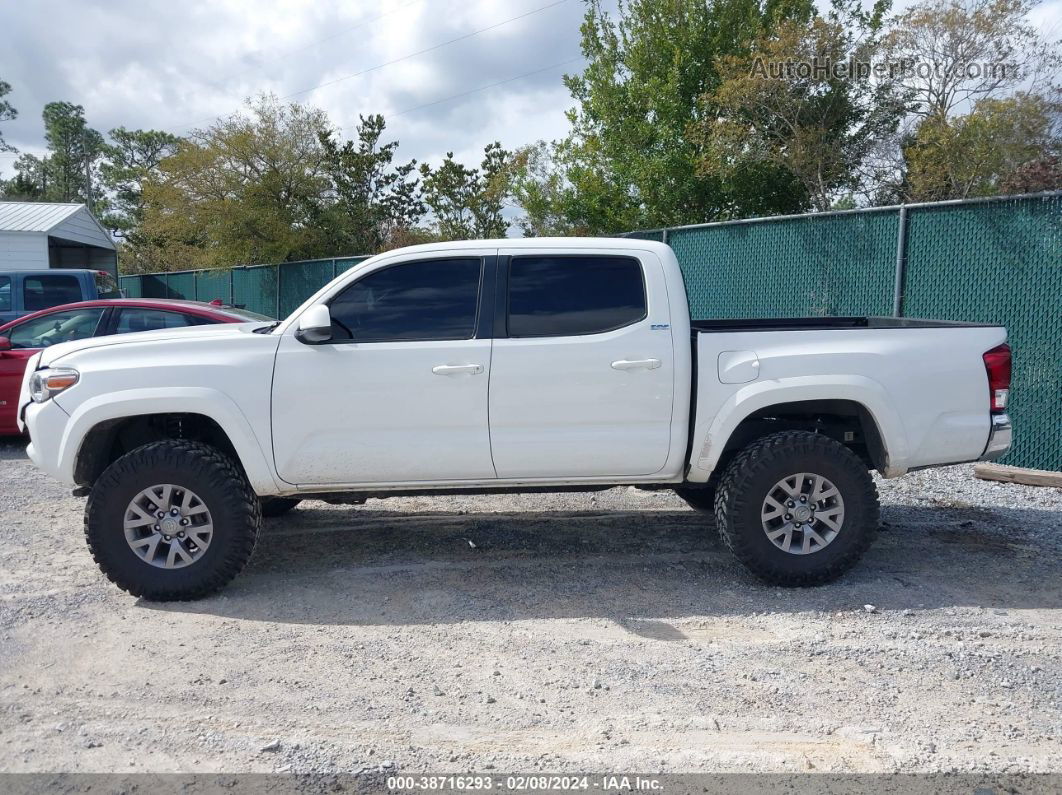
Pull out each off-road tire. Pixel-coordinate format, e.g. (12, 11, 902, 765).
(85, 440, 261, 601)
(675, 486, 716, 513)
(260, 496, 302, 518)
(714, 431, 878, 586)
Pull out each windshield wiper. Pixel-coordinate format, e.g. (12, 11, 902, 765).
(253, 321, 281, 334)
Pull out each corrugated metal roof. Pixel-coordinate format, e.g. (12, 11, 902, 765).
(0, 202, 86, 232)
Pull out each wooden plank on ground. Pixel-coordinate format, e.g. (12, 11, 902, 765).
(974, 463, 1062, 488)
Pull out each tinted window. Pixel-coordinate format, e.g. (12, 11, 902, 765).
(507, 256, 646, 337)
(116, 308, 203, 333)
(329, 258, 481, 342)
(23, 275, 83, 311)
(0, 276, 10, 312)
(93, 271, 122, 299)
(9, 308, 106, 349)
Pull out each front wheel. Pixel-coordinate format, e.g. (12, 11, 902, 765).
(714, 431, 879, 586)
(85, 440, 261, 600)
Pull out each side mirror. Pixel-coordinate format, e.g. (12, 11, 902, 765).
(0, 336, 10, 352)
(295, 304, 333, 344)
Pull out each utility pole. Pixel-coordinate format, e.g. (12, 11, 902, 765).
(82, 129, 93, 213)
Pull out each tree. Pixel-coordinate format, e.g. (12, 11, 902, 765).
(318, 114, 426, 254)
(0, 78, 16, 153)
(691, 0, 908, 211)
(516, 0, 816, 235)
(99, 128, 182, 239)
(884, 0, 1061, 121)
(41, 102, 105, 204)
(136, 95, 333, 270)
(420, 142, 513, 240)
(2, 154, 48, 199)
(904, 92, 1061, 199)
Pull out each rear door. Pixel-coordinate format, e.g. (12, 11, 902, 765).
(488, 249, 675, 478)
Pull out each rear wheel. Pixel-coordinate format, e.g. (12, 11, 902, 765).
(714, 431, 878, 586)
(260, 496, 302, 518)
(85, 440, 260, 600)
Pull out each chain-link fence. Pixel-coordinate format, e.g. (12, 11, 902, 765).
(628, 191, 1062, 471)
(119, 256, 370, 319)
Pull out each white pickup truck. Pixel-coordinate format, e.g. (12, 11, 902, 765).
(18, 239, 1012, 600)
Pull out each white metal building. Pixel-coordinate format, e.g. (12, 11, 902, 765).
(0, 202, 117, 274)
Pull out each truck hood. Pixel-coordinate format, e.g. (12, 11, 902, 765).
(38, 322, 271, 367)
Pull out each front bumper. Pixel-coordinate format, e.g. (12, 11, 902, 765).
(24, 399, 73, 485)
(979, 413, 1012, 461)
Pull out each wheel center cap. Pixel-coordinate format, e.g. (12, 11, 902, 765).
(793, 505, 813, 523)
(160, 517, 181, 534)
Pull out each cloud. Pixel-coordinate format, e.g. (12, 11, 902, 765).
(0, 0, 595, 175)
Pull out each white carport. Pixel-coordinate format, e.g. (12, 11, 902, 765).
(0, 202, 117, 274)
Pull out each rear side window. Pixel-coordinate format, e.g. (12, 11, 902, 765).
(329, 258, 482, 342)
(93, 271, 122, 299)
(507, 255, 646, 337)
(0, 276, 10, 312)
(23, 275, 83, 312)
(115, 308, 203, 333)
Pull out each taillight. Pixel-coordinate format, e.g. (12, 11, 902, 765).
(983, 344, 1011, 412)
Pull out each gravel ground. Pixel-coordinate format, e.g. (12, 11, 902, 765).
(1, 438, 1061, 777)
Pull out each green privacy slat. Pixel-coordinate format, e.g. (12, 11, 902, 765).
(278, 259, 337, 318)
(669, 211, 898, 319)
(165, 273, 195, 300)
(902, 194, 1062, 470)
(119, 276, 142, 298)
(195, 270, 230, 304)
(335, 256, 370, 273)
(231, 266, 278, 319)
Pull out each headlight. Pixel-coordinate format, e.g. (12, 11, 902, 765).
(29, 368, 80, 403)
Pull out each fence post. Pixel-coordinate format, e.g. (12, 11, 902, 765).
(275, 264, 282, 319)
(193, 270, 199, 302)
(892, 206, 909, 317)
(332, 258, 337, 280)
(662, 228, 669, 245)
(229, 268, 235, 306)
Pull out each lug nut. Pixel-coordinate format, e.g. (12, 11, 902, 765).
(170, 508, 180, 516)
(180, 518, 189, 526)
(784, 513, 791, 520)
(800, 496, 807, 503)
(178, 532, 185, 539)
(153, 524, 160, 531)
(163, 535, 171, 541)
(787, 501, 795, 508)
(156, 511, 165, 519)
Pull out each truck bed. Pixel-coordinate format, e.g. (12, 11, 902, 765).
(691, 316, 996, 333)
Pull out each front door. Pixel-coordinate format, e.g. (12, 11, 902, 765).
(488, 250, 676, 478)
(271, 253, 497, 486)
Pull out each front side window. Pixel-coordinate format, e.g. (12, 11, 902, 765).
(23, 275, 83, 312)
(507, 255, 647, 337)
(329, 258, 482, 342)
(0, 276, 10, 312)
(9, 308, 106, 349)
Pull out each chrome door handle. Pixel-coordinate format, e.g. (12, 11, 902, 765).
(611, 358, 662, 370)
(432, 364, 483, 375)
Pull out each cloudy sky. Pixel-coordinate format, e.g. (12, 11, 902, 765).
(1, 0, 1059, 180)
(0, 0, 612, 177)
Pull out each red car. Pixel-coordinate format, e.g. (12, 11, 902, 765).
(0, 299, 273, 435)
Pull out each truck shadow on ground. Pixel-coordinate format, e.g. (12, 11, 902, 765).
(152, 501, 1062, 629)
